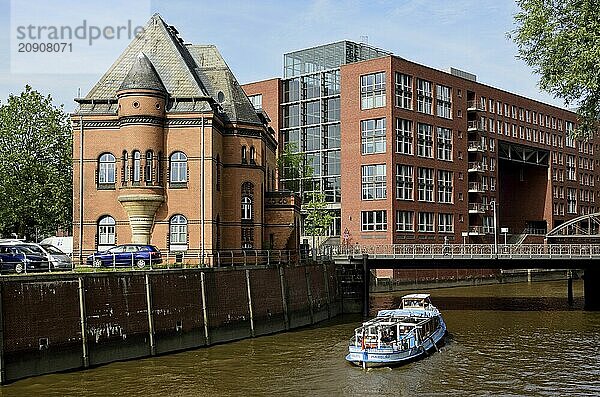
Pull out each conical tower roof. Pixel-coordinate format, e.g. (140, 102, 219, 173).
(118, 52, 166, 93)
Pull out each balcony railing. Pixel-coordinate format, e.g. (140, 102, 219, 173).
(468, 182, 484, 192)
(468, 203, 486, 213)
(468, 141, 486, 151)
(468, 162, 487, 172)
(468, 226, 485, 235)
(467, 120, 486, 131)
(466, 100, 484, 111)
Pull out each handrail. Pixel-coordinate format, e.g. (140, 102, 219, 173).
(325, 243, 600, 260)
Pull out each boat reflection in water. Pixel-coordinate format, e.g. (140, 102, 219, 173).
(346, 294, 447, 369)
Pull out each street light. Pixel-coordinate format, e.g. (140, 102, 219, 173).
(490, 200, 498, 256)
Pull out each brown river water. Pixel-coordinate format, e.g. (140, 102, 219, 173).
(1, 279, 599, 396)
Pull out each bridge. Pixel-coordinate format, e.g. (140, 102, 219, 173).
(324, 243, 600, 312)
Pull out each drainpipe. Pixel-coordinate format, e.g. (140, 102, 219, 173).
(79, 115, 84, 263)
(201, 116, 205, 265)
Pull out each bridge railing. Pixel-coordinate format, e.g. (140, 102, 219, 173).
(324, 244, 600, 260)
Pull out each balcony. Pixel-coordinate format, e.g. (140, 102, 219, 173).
(466, 100, 484, 112)
(468, 182, 484, 193)
(468, 162, 487, 173)
(468, 203, 486, 214)
(468, 141, 486, 152)
(467, 120, 486, 131)
(468, 226, 485, 235)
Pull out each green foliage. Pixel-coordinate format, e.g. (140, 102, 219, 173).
(511, 0, 600, 138)
(0, 85, 72, 239)
(304, 192, 334, 237)
(277, 143, 313, 192)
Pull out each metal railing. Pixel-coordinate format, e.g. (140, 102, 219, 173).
(468, 203, 486, 212)
(1, 249, 319, 275)
(468, 141, 486, 151)
(466, 101, 485, 112)
(468, 162, 487, 172)
(468, 182, 485, 192)
(324, 244, 600, 260)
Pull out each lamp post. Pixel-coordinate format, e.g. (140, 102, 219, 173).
(490, 200, 498, 256)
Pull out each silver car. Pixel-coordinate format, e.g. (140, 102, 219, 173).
(39, 244, 72, 270)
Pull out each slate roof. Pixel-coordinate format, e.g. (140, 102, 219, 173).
(78, 14, 261, 125)
(119, 52, 167, 93)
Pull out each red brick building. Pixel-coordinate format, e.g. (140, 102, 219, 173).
(72, 14, 300, 261)
(243, 41, 599, 248)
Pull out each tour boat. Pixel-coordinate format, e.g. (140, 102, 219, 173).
(346, 293, 447, 368)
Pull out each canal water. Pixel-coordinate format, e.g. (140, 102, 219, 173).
(2, 279, 599, 396)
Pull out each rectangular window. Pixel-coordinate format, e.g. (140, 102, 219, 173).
(325, 97, 340, 122)
(361, 164, 387, 200)
(361, 210, 387, 231)
(418, 212, 434, 232)
(396, 164, 413, 200)
(416, 78, 433, 114)
(283, 104, 300, 128)
(361, 72, 386, 109)
(396, 211, 414, 232)
(567, 188, 577, 214)
(304, 100, 320, 125)
(437, 170, 453, 203)
(436, 127, 452, 161)
(566, 154, 576, 180)
(396, 118, 413, 155)
(565, 121, 576, 147)
(418, 167, 434, 202)
(483, 216, 494, 234)
(361, 118, 386, 154)
(417, 123, 433, 158)
(438, 213, 454, 233)
(436, 84, 452, 119)
(395, 72, 412, 109)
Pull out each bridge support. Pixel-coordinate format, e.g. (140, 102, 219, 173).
(362, 254, 369, 317)
(584, 268, 600, 310)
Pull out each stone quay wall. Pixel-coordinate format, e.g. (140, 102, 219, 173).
(0, 263, 340, 384)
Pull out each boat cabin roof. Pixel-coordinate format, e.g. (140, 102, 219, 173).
(402, 293, 430, 299)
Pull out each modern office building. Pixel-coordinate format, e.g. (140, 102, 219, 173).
(243, 40, 600, 247)
(72, 14, 300, 260)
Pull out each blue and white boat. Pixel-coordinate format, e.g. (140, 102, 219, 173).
(346, 294, 447, 368)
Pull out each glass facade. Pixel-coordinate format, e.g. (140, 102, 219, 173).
(281, 41, 390, 237)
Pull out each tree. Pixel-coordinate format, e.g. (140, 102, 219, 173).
(511, 0, 600, 138)
(0, 85, 72, 239)
(277, 143, 333, 247)
(276, 143, 313, 192)
(304, 191, 335, 251)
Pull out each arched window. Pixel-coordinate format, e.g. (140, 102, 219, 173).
(241, 146, 247, 164)
(169, 215, 187, 245)
(132, 150, 141, 183)
(98, 216, 116, 246)
(241, 181, 254, 221)
(157, 151, 162, 184)
(249, 146, 256, 164)
(122, 151, 129, 184)
(241, 196, 253, 220)
(98, 153, 116, 184)
(170, 151, 187, 183)
(145, 150, 154, 183)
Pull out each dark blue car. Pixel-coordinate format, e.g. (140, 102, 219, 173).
(0, 244, 51, 273)
(86, 244, 162, 269)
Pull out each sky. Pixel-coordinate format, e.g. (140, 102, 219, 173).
(0, 0, 566, 113)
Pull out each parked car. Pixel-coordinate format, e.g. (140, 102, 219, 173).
(0, 243, 51, 273)
(85, 244, 162, 269)
(40, 243, 72, 270)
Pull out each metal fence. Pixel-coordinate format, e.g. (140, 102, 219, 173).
(324, 244, 600, 260)
(0, 249, 320, 275)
